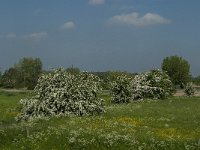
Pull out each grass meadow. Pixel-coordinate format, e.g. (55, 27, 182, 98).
(0, 90, 200, 149)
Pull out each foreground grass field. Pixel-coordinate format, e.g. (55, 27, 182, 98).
(0, 91, 200, 149)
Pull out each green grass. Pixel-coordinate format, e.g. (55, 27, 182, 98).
(0, 91, 30, 124)
(0, 91, 200, 149)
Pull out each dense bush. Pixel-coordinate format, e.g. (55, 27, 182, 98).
(110, 74, 132, 103)
(184, 82, 195, 97)
(110, 70, 174, 103)
(131, 70, 175, 100)
(17, 69, 105, 121)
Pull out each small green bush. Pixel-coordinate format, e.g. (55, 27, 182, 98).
(17, 69, 105, 121)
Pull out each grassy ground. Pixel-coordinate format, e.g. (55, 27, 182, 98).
(0, 91, 31, 125)
(0, 91, 200, 149)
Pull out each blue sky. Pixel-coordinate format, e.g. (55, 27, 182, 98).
(0, 0, 200, 76)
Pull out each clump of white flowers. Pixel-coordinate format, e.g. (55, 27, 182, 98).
(184, 82, 195, 97)
(110, 74, 132, 103)
(131, 70, 175, 100)
(110, 70, 174, 103)
(17, 69, 105, 121)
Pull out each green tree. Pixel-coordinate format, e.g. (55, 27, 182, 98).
(1, 67, 19, 88)
(1, 58, 42, 89)
(161, 55, 190, 87)
(15, 57, 42, 89)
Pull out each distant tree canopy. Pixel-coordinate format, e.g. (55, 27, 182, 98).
(192, 76, 200, 85)
(161, 55, 190, 87)
(1, 67, 19, 88)
(65, 67, 80, 75)
(91, 71, 135, 90)
(1, 57, 42, 89)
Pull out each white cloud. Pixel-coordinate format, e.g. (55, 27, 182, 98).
(107, 12, 171, 27)
(30, 32, 48, 39)
(60, 21, 75, 30)
(88, 0, 105, 5)
(6, 33, 17, 38)
(24, 32, 48, 40)
(3, 32, 48, 40)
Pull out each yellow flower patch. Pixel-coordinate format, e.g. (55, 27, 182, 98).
(6, 111, 19, 117)
(153, 128, 198, 140)
(113, 117, 142, 127)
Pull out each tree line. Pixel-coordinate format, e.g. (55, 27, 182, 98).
(0, 57, 42, 89)
(0, 55, 198, 90)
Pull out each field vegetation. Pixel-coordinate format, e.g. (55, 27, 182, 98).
(0, 90, 200, 149)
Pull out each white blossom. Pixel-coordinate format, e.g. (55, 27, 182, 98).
(17, 69, 105, 121)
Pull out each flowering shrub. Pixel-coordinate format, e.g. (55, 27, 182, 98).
(184, 82, 195, 97)
(131, 70, 174, 100)
(17, 69, 105, 121)
(110, 74, 132, 103)
(110, 70, 174, 103)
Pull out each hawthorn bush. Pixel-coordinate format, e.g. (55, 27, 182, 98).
(110, 74, 132, 103)
(17, 69, 105, 121)
(131, 70, 175, 100)
(110, 70, 174, 103)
